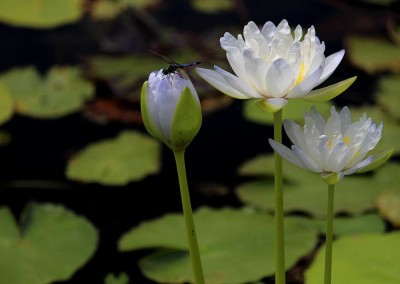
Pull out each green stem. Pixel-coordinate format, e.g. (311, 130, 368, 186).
(273, 109, 285, 284)
(173, 150, 205, 284)
(324, 184, 335, 284)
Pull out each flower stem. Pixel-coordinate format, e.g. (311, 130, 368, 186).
(173, 150, 205, 284)
(273, 109, 285, 284)
(324, 184, 335, 284)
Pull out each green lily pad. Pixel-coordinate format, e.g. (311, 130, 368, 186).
(0, 66, 94, 119)
(90, 0, 160, 21)
(311, 214, 385, 236)
(377, 191, 400, 227)
(191, 0, 235, 13)
(305, 233, 400, 284)
(0, 81, 13, 125)
(376, 74, 400, 120)
(0, 0, 84, 28)
(0, 203, 98, 284)
(236, 154, 400, 218)
(243, 99, 332, 126)
(347, 35, 400, 73)
(104, 272, 129, 284)
(67, 131, 160, 185)
(119, 207, 319, 283)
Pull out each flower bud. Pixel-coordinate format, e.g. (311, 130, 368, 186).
(141, 69, 202, 151)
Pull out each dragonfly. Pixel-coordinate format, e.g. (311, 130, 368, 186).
(149, 50, 201, 79)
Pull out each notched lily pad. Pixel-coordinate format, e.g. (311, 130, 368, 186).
(0, 66, 94, 118)
(305, 233, 400, 284)
(67, 131, 160, 185)
(0, 0, 84, 28)
(347, 35, 400, 73)
(0, 203, 98, 284)
(119, 207, 318, 284)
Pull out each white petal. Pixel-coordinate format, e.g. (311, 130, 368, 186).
(343, 156, 373, 175)
(242, 48, 270, 93)
(260, 98, 288, 112)
(214, 65, 262, 98)
(265, 58, 295, 98)
(261, 21, 276, 41)
(286, 66, 323, 98)
(226, 48, 248, 82)
(292, 145, 322, 172)
(325, 106, 341, 137)
(339, 106, 351, 133)
(283, 120, 307, 150)
(220, 32, 241, 51)
(318, 50, 345, 84)
(196, 67, 249, 99)
(268, 139, 306, 170)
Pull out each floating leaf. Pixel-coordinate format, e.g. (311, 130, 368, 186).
(90, 0, 161, 20)
(347, 36, 400, 73)
(377, 191, 400, 227)
(0, 0, 84, 28)
(243, 99, 332, 125)
(119, 207, 318, 283)
(67, 131, 160, 185)
(305, 233, 400, 284)
(104, 272, 130, 284)
(311, 214, 385, 236)
(376, 74, 400, 120)
(0, 66, 94, 119)
(236, 154, 400, 218)
(0, 203, 98, 284)
(191, 0, 235, 13)
(0, 81, 13, 125)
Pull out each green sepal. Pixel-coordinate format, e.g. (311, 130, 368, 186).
(302, 76, 357, 103)
(254, 98, 288, 113)
(140, 81, 168, 145)
(356, 147, 395, 173)
(170, 86, 202, 151)
(320, 172, 342, 185)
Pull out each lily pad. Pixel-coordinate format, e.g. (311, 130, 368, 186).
(0, 66, 94, 119)
(0, 0, 84, 28)
(119, 207, 319, 284)
(311, 214, 385, 236)
(376, 74, 400, 120)
(305, 233, 400, 284)
(191, 0, 235, 13)
(377, 191, 400, 227)
(346, 36, 400, 73)
(66, 131, 160, 185)
(243, 99, 332, 126)
(236, 154, 400, 218)
(0, 81, 13, 125)
(104, 272, 129, 284)
(0, 203, 98, 284)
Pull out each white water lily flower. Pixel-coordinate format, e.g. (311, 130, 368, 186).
(269, 106, 393, 183)
(196, 20, 346, 112)
(141, 69, 202, 151)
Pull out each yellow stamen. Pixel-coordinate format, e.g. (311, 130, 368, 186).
(295, 63, 306, 85)
(343, 136, 350, 146)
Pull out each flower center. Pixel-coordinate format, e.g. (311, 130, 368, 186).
(295, 63, 306, 86)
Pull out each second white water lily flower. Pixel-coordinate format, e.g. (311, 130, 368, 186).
(269, 106, 394, 184)
(197, 20, 354, 112)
